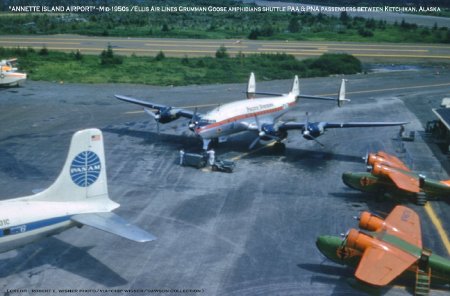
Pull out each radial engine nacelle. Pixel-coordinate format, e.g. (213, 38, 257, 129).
(303, 122, 325, 140)
(358, 211, 386, 232)
(366, 153, 387, 166)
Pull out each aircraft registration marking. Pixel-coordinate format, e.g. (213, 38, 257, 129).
(400, 209, 411, 222)
(0, 219, 10, 227)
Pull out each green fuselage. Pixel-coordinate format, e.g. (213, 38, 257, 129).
(342, 171, 450, 200)
(316, 235, 450, 286)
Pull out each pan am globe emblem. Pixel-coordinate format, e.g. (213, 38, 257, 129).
(70, 151, 101, 187)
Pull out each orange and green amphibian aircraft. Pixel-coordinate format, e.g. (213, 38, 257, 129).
(316, 206, 450, 293)
(342, 151, 450, 205)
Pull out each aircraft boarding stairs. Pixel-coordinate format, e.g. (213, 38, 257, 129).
(415, 249, 432, 296)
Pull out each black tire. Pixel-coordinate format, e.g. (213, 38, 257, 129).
(212, 165, 217, 171)
(416, 192, 427, 206)
(209, 138, 219, 149)
(273, 142, 286, 152)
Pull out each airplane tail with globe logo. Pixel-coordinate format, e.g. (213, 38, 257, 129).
(11, 128, 156, 243)
(27, 128, 111, 202)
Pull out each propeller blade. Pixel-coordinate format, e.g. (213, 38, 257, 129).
(303, 131, 324, 147)
(311, 137, 324, 147)
(144, 108, 158, 119)
(363, 150, 369, 164)
(144, 108, 161, 135)
(189, 107, 199, 132)
(192, 107, 198, 122)
(254, 115, 262, 130)
(249, 136, 260, 150)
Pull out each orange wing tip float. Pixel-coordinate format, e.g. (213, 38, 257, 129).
(317, 206, 450, 290)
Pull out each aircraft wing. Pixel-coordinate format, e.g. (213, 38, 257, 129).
(383, 205, 422, 247)
(319, 122, 408, 128)
(278, 121, 408, 131)
(355, 245, 418, 286)
(385, 169, 421, 194)
(376, 151, 411, 171)
(71, 212, 156, 242)
(115, 94, 195, 119)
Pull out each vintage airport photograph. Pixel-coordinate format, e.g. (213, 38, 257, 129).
(1, 0, 450, 295)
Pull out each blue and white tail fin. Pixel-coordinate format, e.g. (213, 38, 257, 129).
(27, 128, 109, 202)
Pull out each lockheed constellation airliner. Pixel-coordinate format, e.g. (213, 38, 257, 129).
(0, 128, 155, 254)
(116, 73, 407, 150)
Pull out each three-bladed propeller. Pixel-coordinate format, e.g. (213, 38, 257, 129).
(302, 112, 324, 147)
(144, 108, 161, 134)
(248, 115, 280, 149)
(188, 107, 199, 132)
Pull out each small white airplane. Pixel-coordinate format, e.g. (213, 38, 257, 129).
(0, 128, 155, 254)
(115, 73, 407, 150)
(0, 58, 18, 72)
(0, 58, 27, 87)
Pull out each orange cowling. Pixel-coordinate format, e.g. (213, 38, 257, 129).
(345, 229, 374, 252)
(359, 212, 385, 232)
(371, 163, 392, 177)
(440, 180, 450, 187)
(367, 153, 385, 166)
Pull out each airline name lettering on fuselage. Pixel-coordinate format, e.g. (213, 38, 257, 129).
(246, 103, 275, 113)
(70, 165, 101, 174)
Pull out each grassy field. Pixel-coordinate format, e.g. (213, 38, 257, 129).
(1, 46, 361, 85)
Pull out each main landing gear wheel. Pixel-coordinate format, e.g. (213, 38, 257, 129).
(273, 142, 285, 152)
(416, 192, 427, 206)
(208, 138, 219, 149)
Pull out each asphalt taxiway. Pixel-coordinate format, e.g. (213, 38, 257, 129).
(0, 68, 450, 295)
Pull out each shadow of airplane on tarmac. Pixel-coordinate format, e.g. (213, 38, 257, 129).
(104, 125, 365, 167)
(0, 237, 127, 287)
(298, 262, 403, 296)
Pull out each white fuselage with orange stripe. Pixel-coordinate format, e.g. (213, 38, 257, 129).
(195, 93, 297, 139)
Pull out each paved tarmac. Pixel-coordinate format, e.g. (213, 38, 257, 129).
(1, 35, 450, 62)
(0, 68, 450, 295)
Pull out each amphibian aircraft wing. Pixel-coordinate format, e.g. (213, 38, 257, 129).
(383, 205, 422, 248)
(355, 206, 421, 286)
(355, 244, 418, 286)
(376, 151, 411, 172)
(382, 166, 421, 194)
